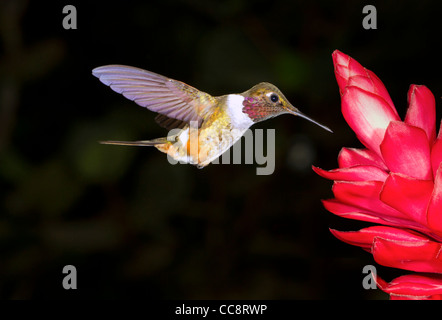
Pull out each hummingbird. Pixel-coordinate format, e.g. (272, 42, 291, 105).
(92, 65, 332, 168)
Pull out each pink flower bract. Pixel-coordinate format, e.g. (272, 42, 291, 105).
(315, 50, 442, 300)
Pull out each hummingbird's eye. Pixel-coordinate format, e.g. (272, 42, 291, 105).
(270, 93, 279, 103)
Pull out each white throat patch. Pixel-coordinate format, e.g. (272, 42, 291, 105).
(225, 94, 254, 129)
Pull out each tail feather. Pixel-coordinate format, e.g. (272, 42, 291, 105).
(99, 137, 170, 146)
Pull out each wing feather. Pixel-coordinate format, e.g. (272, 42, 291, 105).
(154, 114, 188, 130)
(92, 65, 216, 128)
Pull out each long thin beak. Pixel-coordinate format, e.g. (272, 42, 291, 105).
(287, 108, 333, 133)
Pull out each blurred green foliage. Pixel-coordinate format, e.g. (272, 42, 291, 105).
(0, 0, 441, 299)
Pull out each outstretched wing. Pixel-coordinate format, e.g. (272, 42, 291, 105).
(92, 65, 216, 128)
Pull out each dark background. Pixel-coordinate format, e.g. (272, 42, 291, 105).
(0, 0, 441, 299)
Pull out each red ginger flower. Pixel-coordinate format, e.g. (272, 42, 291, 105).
(314, 50, 442, 300)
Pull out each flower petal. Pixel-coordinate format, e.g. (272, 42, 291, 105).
(332, 180, 405, 219)
(332, 50, 396, 114)
(334, 226, 442, 273)
(312, 165, 388, 182)
(380, 173, 434, 226)
(377, 274, 442, 300)
(333, 50, 365, 95)
(342, 86, 400, 157)
(330, 226, 427, 251)
(337, 147, 387, 170)
(405, 85, 436, 143)
(330, 228, 371, 251)
(380, 121, 432, 180)
(373, 236, 442, 273)
(427, 163, 442, 234)
(431, 138, 442, 178)
(438, 119, 442, 139)
(322, 199, 422, 229)
(323, 199, 392, 224)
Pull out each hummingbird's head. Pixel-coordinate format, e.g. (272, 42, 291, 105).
(242, 82, 332, 132)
